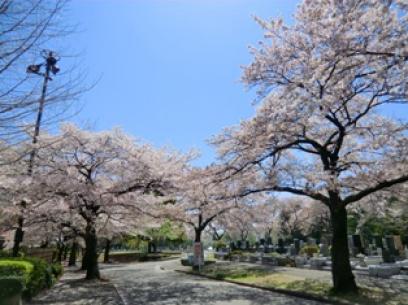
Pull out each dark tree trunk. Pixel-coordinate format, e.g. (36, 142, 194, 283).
(147, 241, 152, 253)
(147, 240, 157, 253)
(195, 228, 202, 242)
(103, 239, 111, 263)
(63, 245, 69, 261)
(329, 200, 358, 294)
(84, 223, 100, 280)
(81, 247, 87, 270)
(57, 243, 64, 263)
(69, 241, 78, 266)
(12, 217, 24, 257)
(193, 228, 203, 270)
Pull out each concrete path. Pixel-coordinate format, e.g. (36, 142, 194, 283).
(104, 260, 326, 305)
(26, 267, 123, 305)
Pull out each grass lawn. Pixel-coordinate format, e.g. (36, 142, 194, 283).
(199, 263, 407, 305)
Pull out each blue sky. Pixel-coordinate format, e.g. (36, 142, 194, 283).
(62, 0, 299, 165)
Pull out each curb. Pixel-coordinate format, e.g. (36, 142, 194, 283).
(112, 283, 129, 305)
(175, 270, 355, 305)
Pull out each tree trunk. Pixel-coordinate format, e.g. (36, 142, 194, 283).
(84, 223, 100, 280)
(195, 228, 201, 242)
(69, 241, 78, 266)
(330, 202, 358, 294)
(81, 247, 87, 270)
(57, 243, 64, 263)
(103, 239, 111, 263)
(193, 228, 204, 270)
(147, 240, 152, 253)
(12, 218, 24, 257)
(63, 245, 69, 261)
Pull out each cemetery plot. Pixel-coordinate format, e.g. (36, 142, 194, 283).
(196, 261, 408, 305)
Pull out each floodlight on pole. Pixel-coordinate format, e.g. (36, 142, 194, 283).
(12, 50, 61, 257)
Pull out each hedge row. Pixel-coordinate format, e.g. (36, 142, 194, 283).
(0, 257, 63, 300)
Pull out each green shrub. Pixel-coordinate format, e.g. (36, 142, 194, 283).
(0, 250, 12, 258)
(213, 240, 227, 250)
(230, 250, 244, 256)
(51, 263, 63, 279)
(300, 245, 319, 257)
(0, 257, 55, 299)
(0, 277, 25, 300)
(0, 260, 33, 284)
(264, 252, 295, 266)
(23, 257, 54, 297)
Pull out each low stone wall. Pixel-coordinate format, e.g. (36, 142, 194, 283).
(110, 252, 177, 263)
(25, 248, 54, 263)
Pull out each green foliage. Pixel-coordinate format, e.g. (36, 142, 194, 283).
(0, 257, 58, 299)
(0, 250, 12, 258)
(230, 249, 244, 256)
(0, 277, 25, 300)
(50, 263, 63, 279)
(0, 260, 33, 284)
(212, 239, 227, 250)
(146, 220, 188, 245)
(299, 245, 319, 257)
(264, 252, 295, 266)
(123, 236, 143, 250)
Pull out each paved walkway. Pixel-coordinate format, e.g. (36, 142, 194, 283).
(105, 260, 325, 305)
(27, 260, 328, 305)
(26, 267, 123, 305)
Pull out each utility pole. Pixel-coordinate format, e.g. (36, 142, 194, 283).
(12, 50, 60, 257)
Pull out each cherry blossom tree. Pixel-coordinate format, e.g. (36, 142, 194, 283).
(277, 198, 308, 241)
(223, 202, 258, 244)
(161, 166, 240, 244)
(213, 0, 408, 294)
(19, 124, 189, 279)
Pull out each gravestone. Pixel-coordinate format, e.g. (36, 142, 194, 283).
(393, 235, 404, 256)
(319, 243, 330, 257)
(307, 237, 317, 246)
(382, 248, 396, 263)
(265, 237, 272, 253)
(294, 239, 300, 255)
(352, 234, 364, 254)
(255, 241, 260, 251)
(348, 235, 356, 256)
(289, 244, 297, 256)
(385, 236, 398, 256)
(245, 240, 250, 250)
(368, 244, 377, 256)
(373, 235, 383, 249)
(277, 238, 285, 254)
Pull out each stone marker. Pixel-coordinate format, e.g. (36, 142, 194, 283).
(368, 264, 400, 278)
(319, 243, 330, 257)
(393, 235, 404, 256)
(385, 236, 398, 256)
(373, 235, 383, 249)
(289, 244, 296, 256)
(348, 235, 356, 256)
(382, 248, 396, 263)
(294, 239, 300, 255)
(307, 237, 316, 246)
(352, 234, 364, 254)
